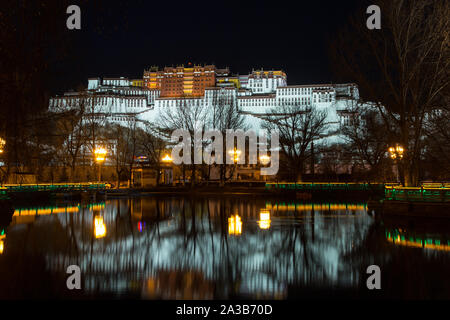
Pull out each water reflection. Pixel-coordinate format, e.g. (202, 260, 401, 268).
(228, 214, 242, 235)
(0, 196, 449, 299)
(94, 216, 107, 239)
(257, 209, 271, 230)
(0, 232, 5, 254)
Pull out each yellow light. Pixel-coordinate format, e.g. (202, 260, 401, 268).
(94, 216, 106, 238)
(228, 214, 242, 235)
(94, 147, 107, 163)
(228, 149, 241, 163)
(389, 144, 404, 159)
(259, 155, 270, 165)
(13, 206, 80, 216)
(162, 154, 173, 162)
(228, 149, 241, 156)
(90, 204, 105, 211)
(0, 137, 5, 153)
(265, 203, 366, 211)
(0, 234, 5, 254)
(258, 209, 271, 229)
(387, 236, 450, 252)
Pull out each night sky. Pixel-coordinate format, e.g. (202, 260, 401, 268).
(52, 0, 365, 94)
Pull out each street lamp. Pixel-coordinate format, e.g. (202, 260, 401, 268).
(259, 154, 270, 182)
(228, 148, 241, 181)
(161, 154, 173, 163)
(228, 148, 241, 164)
(161, 153, 174, 185)
(0, 137, 5, 154)
(94, 146, 107, 182)
(388, 144, 404, 160)
(259, 154, 270, 165)
(388, 144, 404, 183)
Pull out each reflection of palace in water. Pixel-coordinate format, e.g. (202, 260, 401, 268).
(2, 197, 373, 299)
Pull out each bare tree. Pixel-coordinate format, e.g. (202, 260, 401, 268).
(331, 0, 450, 186)
(209, 91, 247, 184)
(124, 117, 139, 187)
(0, 1, 90, 182)
(52, 92, 91, 181)
(159, 99, 208, 186)
(422, 108, 450, 180)
(262, 104, 328, 181)
(340, 105, 390, 181)
(136, 123, 167, 185)
(105, 117, 139, 188)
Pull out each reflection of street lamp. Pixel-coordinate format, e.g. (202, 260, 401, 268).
(0, 138, 5, 154)
(94, 147, 107, 182)
(0, 231, 5, 254)
(257, 209, 271, 230)
(228, 214, 242, 235)
(388, 144, 404, 182)
(94, 215, 106, 239)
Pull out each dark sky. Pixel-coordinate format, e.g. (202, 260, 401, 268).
(53, 0, 365, 93)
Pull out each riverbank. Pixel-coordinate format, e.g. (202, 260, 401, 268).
(101, 185, 383, 200)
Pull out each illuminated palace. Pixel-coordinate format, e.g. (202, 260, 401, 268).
(143, 64, 215, 97)
(49, 63, 362, 146)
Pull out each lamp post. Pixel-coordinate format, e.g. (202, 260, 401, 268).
(228, 148, 241, 181)
(161, 154, 173, 163)
(228, 148, 241, 163)
(388, 144, 404, 183)
(161, 153, 173, 185)
(259, 154, 270, 182)
(94, 147, 107, 182)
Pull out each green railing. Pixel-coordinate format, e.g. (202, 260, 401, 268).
(265, 182, 386, 191)
(385, 186, 450, 202)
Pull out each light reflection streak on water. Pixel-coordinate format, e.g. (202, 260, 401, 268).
(228, 214, 242, 235)
(386, 229, 450, 252)
(257, 209, 271, 229)
(94, 216, 107, 239)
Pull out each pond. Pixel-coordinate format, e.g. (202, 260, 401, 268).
(0, 195, 449, 299)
